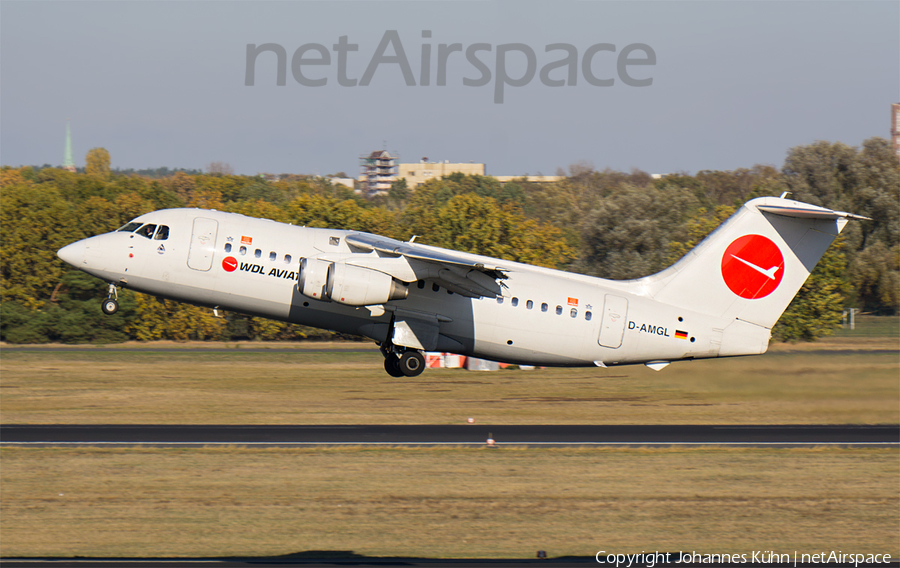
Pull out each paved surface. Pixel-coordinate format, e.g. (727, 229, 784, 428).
(2, 424, 897, 447)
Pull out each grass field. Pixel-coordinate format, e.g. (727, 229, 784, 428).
(2, 446, 897, 558)
(1, 338, 897, 425)
(1, 335, 897, 559)
(831, 314, 900, 339)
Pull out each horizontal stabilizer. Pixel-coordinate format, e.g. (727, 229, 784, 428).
(756, 202, 871, 221)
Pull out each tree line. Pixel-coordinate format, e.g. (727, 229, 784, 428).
(1, 139, 896, 344)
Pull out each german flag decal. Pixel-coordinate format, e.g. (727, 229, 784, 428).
(674, 330, 689, 340)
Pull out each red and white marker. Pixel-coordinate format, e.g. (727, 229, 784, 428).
(721, 234, 784, 299)
(467, 417, 474, 424)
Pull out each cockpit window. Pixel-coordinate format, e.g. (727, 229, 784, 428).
(117, 222, 143, 233)
(136, 224, 157, 239)
(153, 225, 169, 241)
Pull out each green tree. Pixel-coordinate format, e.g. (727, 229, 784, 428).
(772, 240, 849, 341)
(849, 241, 900, 313)
(0, 181, 79, 309)
(665, 206, 737, 265)
(573, 183, 700, 279)
(782, 140, 858, 208)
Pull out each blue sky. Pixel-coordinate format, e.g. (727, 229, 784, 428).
(1, 1, 897, 176)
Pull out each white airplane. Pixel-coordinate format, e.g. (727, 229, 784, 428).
(57, 195, 867, 377)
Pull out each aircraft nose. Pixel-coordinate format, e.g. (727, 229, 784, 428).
(57, 241, 85, 267)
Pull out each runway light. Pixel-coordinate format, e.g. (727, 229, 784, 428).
(467, 417, 474, 424)
(486, 432, 495, 446)
(537, 550, 547, 559)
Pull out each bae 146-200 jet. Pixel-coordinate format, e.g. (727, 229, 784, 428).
(57, 195, 867, 377)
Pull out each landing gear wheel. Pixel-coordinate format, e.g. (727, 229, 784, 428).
(101, 298, 119, 315)
(398, 351, 426, 377)
(384, 357, 404, 378)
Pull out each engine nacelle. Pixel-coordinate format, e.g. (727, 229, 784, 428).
(326, 263, 409, 305)
(298, 257, 332, 301)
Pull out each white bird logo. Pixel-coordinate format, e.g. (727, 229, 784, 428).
(730, 254, 780, 280)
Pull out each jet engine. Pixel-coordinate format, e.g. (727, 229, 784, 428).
(298, 257, 332, 301)
(298, 258, 408, 305)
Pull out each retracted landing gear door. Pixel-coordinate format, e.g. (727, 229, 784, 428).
(188, 217, 218, 271)
(598, 294, 628, 348)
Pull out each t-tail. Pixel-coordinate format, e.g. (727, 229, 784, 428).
(638, 196, 869, 356)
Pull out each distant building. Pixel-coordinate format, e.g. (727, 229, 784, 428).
(398, 159, 485, 189)
(63, 120, 76, 172)
(892, 103, 900, 160)
(357, 151, 565, 196)
(359, 150, 398, 196)
(396, 159, 564, 188)
(328, 177, 356, 189)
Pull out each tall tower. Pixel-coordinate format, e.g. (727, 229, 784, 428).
(359, 150, 398, 196)
(63, 120, 76, 172)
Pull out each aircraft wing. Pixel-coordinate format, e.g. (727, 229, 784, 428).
(344, 232, 508, 299)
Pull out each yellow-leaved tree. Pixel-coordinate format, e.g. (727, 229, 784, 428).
(85, 148, 111, 179)
(127, 293, 227, 341)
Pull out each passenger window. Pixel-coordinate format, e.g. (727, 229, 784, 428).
(153, 225, 169, 240)
(239, 246, 247, 255)
(284, 254, 292, 264)
(432, 283, 440, 292)
(526, 300, 533, 310)
(541, 303, 548, 312)
(224, 243, 232, 253)
(585, 311, 592, 321)
(254, 249, 262, 259)
(117, 222, 142, 233)
(570, 308, 577, 318)
(511, 297, 519, 307)
(417, 280, 425, 289)
(269, 252, 277, 261)
(556, 305, 563, 315)
(136, 224, 156, 239)
(497, 297, 504, 304)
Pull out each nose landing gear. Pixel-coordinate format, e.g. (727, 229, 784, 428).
(380, 342, 426, 377)
(101, 283, 119, 315)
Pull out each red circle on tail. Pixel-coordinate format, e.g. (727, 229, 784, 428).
(222, 256, 238, 272)
(721, 235, 784, 299)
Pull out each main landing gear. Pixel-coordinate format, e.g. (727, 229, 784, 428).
(101, 283, 119, 315)
(380, 342, 426, 377)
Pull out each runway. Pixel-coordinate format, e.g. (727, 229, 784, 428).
(2, 424, 897, 447)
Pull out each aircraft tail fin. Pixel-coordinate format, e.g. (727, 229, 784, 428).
(643, 196, 867, 332)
